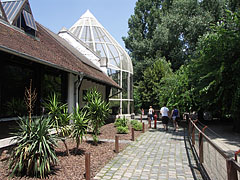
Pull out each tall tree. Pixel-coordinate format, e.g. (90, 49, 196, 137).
(189, 10, 240, 131)
(124, 0, 227, 83)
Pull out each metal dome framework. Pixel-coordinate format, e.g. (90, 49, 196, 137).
(69, 10, 133, 115)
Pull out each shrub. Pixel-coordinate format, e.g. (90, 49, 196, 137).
(114, 117, 128, 127)
(9, 116, 58, 178)
(117, 126, 129, 134)
(84, 88, 109, 144)
(130, 120, 143, 131)
(71, 107, 89, 153)
(43, 93, 71, 155)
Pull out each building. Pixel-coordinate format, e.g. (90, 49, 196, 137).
(59, 10, 134, 116)
(0, 0, 120, 121)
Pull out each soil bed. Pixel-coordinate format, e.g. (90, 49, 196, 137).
(0, 123, 143, 180)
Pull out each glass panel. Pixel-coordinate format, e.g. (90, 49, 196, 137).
(122, 71, 128, 99)
(109, 101, 120, 115)
(130, 74, 133, 99)
(0, 64, 32, 118)
(42, 72, 62, 101)
(96, 43, 107, 58)
(122, 101, 128, 114)
(130, 101, 134, 114)
(22, 10, 37, 30)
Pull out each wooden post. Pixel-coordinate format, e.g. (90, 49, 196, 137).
(199, 126, 207, 164)
(140, 114, 142, 122)
(85, 152, 90, 180)
(131, 128, 135, 141)
(142, 122, 145, 133)
(149, 118, 151, 128)
(188, 120, 191, 135)
(226, 159, 238, 180)
(115, 135, 119, 153)
(199, 132, 203, 163)
(192, 125, 195, 145)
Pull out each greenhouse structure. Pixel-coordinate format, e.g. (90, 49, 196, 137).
(60, 10, 134, 115)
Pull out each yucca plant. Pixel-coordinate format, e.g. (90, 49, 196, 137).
(84, 88, 109, 144)
(43, 93, 71, 155)
(71, 106, 89, 154)
(9, 116, 58, 178)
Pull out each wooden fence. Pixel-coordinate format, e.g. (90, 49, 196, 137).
(188, 119, 240, 180)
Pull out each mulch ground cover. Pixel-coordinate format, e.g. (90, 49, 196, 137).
(0, 123, 143, 180)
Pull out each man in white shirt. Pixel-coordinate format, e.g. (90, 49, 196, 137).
(160, 104, 169, 131)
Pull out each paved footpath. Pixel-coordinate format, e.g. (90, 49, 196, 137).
(94, 124, 198, 180)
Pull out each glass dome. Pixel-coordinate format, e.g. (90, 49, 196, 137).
(69, 10, 134, 115)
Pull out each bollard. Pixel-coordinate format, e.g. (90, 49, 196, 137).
(131, 128, 135, 141)
(154, 114, 157, 129)
(148, 118, 151, 128)
(142, 122, 145, 133)
(140, 114, 142, 122)
(85, 152, 90, 180)
(115, 135, 119, 153)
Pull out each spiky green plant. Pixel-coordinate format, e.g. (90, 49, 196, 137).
(84, 88, 109, 144)
(9, 116, 58, 178)
(43, 93, 71, 155)
(71, 106, 89, 153)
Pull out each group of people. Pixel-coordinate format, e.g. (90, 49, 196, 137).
(146, 105, 180, 131)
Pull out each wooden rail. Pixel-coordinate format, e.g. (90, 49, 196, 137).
(188, 119, 240, 180)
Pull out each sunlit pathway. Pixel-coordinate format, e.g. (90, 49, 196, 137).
(94, 124, 197, 180)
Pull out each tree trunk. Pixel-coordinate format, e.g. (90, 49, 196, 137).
(75, 138, 80, 154)
(62, 139, 69, 156)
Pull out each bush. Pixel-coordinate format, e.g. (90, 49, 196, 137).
(130, 120, 138, 126)
(84, 88, 109, 144)
(133, 122, 143, 131)
(117, 126, 129, 134)
(71, 107, 89, 153)
(114, 117, 128, 127)
(9, 116, 58, 178)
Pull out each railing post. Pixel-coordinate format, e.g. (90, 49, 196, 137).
(85, 152, 90, 180)
(226, 159, 238, 180)
(192, 124, 195, 145)
(235, 149, 240, 161)
(199, 126, 208, 164)
(131, 128, 135, 141)
(142, 122, 145, 133)
(115, 135, 119, 153)
(188, 120, 191, 135)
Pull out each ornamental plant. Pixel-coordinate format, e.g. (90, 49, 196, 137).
(43, 93, 71, 155)
(9, 116, 58, 178)
(84, 88, 109, 144)
(71, 106, 89, 154)
(130, 120, 143, 131)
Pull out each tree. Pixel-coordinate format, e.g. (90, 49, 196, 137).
(137, 57, 173, 108)
(124, 0, 230, 85)
(189, 10, 240, 131)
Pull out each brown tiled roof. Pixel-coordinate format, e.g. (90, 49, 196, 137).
(0, 21, 120, 88)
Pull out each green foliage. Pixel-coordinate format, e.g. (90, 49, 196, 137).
(114, 117, 128, 127)
(84, 88, 109, 143)
(43, 93, 71, 155)
(71, 106, 89, 151)
(9, 117, 58, 178)
(137, 57, 173, 108)
(131, 120, 143, 131)
(117, 126, 129, 134)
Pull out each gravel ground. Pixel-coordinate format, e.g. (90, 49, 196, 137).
(0, 123, 143, 180)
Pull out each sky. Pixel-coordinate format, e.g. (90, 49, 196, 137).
(30, 0, 138, 48)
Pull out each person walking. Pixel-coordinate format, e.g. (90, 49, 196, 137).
(160, 104, 169, 131)
(171, 107, 180, 131)
(148, 106, 154, 121)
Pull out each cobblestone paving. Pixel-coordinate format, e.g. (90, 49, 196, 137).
(94, 125, 196, 180)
